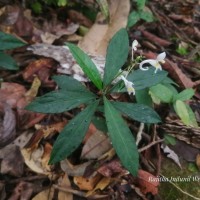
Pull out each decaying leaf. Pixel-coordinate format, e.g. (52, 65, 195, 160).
(161, 144, 182, 168)
(0, 145, 24, 177)
(78, 0, 130, 56)
(136, 169, 159, 195)
(58, 174, 73, 200)
(32, 187, 54, 200)
(97, 159, 126, 177)
(21, 144, 52, 175)
(86, 177, 111, 197)
(0, 102, 16, 147)
(61, 159, 93, 177)
(74, 173, 102, 191)
(81, 130, 112, 159)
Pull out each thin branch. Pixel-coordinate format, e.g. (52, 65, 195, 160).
(138, 139, 164, 152)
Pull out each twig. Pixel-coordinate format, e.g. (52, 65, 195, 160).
(136, 123, 144, 146)
(53, 184, 109, 199)
(138, 139, 164, 152)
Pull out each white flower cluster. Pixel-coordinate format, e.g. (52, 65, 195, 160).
(121, 40, 166, 96)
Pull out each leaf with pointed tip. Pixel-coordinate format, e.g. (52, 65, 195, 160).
(67, 43, 103, 90)
(173, 88, 194, 102)
(112, 102, 161, 123)
(49, 101, 99, 164)
(26, 90, 96, 113)
(0, 31, 26, 50)
(0, 52, 18, 70)
(103, 28, 129, 86)
(104, 97, 139, 176)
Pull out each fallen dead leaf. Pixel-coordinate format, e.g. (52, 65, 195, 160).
(97, 159, 126, 177)
(58, 174, 73, 200)
(32, 187, 54, 200)
(196, 154, 200, 170)
(78, 0, 130, 56)
(0, 145, 24, 177)
(81, 130, 112, 159)
(74, 173, 102, 191)
(86, 177, 111, 197)
(0, 102, 16, 147)
(61, 159, 93, 177)
(8, 181, 34, 200)
(136, 169, 159, 195)
(161, 144, 182, 168)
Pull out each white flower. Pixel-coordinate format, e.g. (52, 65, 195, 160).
(139, 52, 166, 73)
(131, 40, 139, 61)
(120, 75, 135, 95)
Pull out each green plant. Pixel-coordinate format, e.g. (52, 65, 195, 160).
(26, 28, 197, 176)
(0, 32, 26, 70)
(127, 0, 154, 28)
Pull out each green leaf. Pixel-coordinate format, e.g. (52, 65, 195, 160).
(67, 43, 103, 90)
(174, 100, 190, 126)
(103, 28, 129, 86)
(26, 90, 96, 113)
(0, 52, 18, 70)
(52, 75, 90, 92)
(139, 10, 154, 22)
(150, 84, 173, 103)
(173, 88, 194, 102)
(49, 101, 99, 164)
(96, 0, 109, 21)
(0, 32, 26, 50)
(92, 116, 108, 132)
(104, 97, 139, 175)
(57, 0, 67, 6)
(136, 0, 146, 10)
(135, 88, 152, 107)
(127, 11, 140, 28)
(128, 67, 168, 90)
(112, 101, 161, 123)
(185, 104, 198, 127)
(164, 134, 176, 145)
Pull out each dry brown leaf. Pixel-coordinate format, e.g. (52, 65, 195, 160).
(86, 177, 111, 197)
(78, 0, 130, 56)
(81, 130, 112, 159)
(32, 187, 54, 200)
(9, 181, 34, 200)
(58, 174, 73, 200)
(61, 159, 93, 176)
(74, 173, 102, 191)
(21, 145, 52, 175)
(0, 103, 16, 147)
(0, 82, 26, 108)
(136, 170, 159, 195)
(1, 145, 24, 177)
(22, 58, 56, 87)
(97, 159, 126, 177)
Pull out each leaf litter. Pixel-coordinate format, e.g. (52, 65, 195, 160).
(0, 0, 200, 199)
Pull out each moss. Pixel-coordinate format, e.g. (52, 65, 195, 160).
(159, 157, 200, 200)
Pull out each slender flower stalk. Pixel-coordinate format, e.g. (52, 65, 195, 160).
(120, 75, 135, 95)
(139, 52, 166, 73)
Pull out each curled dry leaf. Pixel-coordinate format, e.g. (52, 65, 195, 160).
(81, 130, 112, 159)
(1, 145, 24, 177)
(9, 181, 34, 200)
(97, 159, 126, 177)
(21, 144, 52, 175)
(0, 102, 16, 147)
(32, 187, 54, 200)
(136, 169, 159, 195)
(61, 159, 93, 177)
(74, 173, 102, 191)
(22, 58, 56, 87)
(58, 174, 73, 200)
